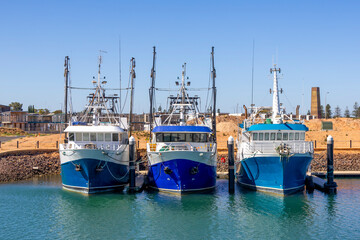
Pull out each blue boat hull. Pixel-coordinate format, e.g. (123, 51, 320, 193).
(61, 159, 129, 194)
(236, 155, 312, 195)
(148, 159, 216, 193)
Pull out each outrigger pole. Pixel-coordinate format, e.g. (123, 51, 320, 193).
(211, 47, 217, 143)
(64, 56, 70, 143)
(149, 46, 156, 142)
(129, 57, 136, 137)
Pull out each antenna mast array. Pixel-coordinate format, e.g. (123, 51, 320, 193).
(63, 56, 70, 143)
(149, 47, 156, 141)
(211, 47, 217, 143)
(270, 65, 281, 123)
(129, 57, 136, 137)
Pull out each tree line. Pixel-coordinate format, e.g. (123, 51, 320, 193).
(7, 102, 62, 115)
(306, 102, 360, 118)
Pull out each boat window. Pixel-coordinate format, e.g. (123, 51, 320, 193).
(193, 133, 200, 142)
(295, 132, 299, 140)
(200, 133, 208, 142)
(156, 133, 163, 142)
(75, 132, 82, 141)
(163, 133, 171, 142)
(69, 132, 74, 141)
(264, 133, 270, 141)
(270, 133, 276, 141)
(178, 133, 186, 142)
(155, 132, 208, 142)
(186, 133, 193, 142)
(83, 133, 90, 141)
(259, 133, 263, 141)
(105, 133, 111, 142)
(289, 132, 294, 140)
(171, 133, 179, 142)
(283, 133, 288, 140)
(90, 133, 96, 142)
(253, 133, 258, 141)
(300, 132, 305, 140)
(98, 133, 104, 141)
(277, 133, 282, 141)
(113, 133, 119, 142)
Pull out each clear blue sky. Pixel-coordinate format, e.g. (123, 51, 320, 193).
(1, 0, 359, 115)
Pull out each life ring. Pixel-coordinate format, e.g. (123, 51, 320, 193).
(221, 157, 226, 163)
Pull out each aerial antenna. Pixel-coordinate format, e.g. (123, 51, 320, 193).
(119, 37, 122, 117)
(251, 39, 255, 113)
(149, 46, 156, 141)
(63, 56, 70, 143)
(211, 47, 217, 143)
(129, 57, 136, 137)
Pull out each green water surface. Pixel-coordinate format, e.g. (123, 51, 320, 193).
(0, 176, 359, 240)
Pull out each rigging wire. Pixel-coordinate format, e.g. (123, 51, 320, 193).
(205, 54, 212, 113)
(155, 87, 210, 91)
(68, 86, 129, 90)
(120, 63, 132, 113)
(68, 59, 73, 116)
(278, 82, 295, 113)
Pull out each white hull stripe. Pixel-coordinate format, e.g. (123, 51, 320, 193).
(62, 183, 126, 190)
(238, 181, 305, 192)
(149, 185, 215, 193)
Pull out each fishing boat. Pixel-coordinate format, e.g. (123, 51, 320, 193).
(235, 65, 314, 195)
(59, 55, 132, 194)
(146, 47, 217, 193)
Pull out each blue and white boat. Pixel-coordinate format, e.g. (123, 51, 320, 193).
(59, 55, 130, 194)
(236, 65, 314, 195)
(147, 50, 217, 193)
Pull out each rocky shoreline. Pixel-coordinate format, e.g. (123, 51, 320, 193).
(0, 151, 359, 183)
(0, 150, 60, 183)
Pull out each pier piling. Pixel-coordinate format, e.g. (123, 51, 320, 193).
(228, 136, 235, 194)
(129, 136, 136, 193)
(324, 135, 337, 194)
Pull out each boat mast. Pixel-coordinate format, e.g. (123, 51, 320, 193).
(64, 56, 70, 143)
(211, 47, 217, 143)
(149, 47, 156, 141)
(179, 63, 186, 126)
(270, 65, 281, 123)
(129, 57, 136, 136)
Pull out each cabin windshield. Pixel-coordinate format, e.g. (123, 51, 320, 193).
(155, 133, 209, 143)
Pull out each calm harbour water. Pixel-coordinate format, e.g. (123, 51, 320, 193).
(0, 175, 359, 240)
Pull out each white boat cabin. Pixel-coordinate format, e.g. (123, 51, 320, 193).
(63, 125, 128, 150)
